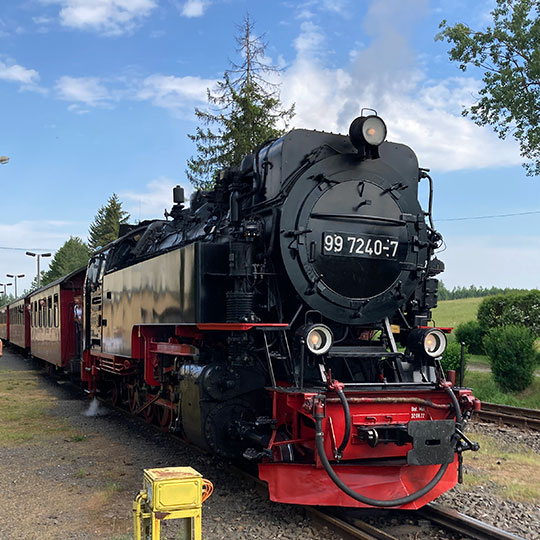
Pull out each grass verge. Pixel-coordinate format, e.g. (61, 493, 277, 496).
(464, 371, 540, 409)
(464, 431, 540, 503)
(0, 370, 68, 445)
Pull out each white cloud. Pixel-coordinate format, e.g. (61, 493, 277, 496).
(279, 0, 521, 172)
(439, 235, 540, 289)
(56, 76, 110, 107)
(291, 0, 349, 19)
(294, 21, 325, 56)
(0, 60, 40, 88)
(180, 0, 210, 18)
(45, 0, 157, 35)
(33, 15, 55, 25)
(121, 178, 194, 222)
(137, 74, 214, 117)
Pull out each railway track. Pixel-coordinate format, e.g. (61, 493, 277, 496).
(417, 503, 527, 540)
(475, 402, 540, 431)
(315, 502, 529, 540)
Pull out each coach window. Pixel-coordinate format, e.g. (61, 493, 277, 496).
(34, 302, 37, 327)
(38, 300, 42, 327)
(47, 296, 52, 327)
(53, 294, 59, 327)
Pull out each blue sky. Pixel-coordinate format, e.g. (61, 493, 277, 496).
(1, 0, 539, 296)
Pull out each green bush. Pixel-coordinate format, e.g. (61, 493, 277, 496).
(441, 341, 468, 373)
(477, 294, 508, 329)
(453, 320, 485, 355)
(477, 290, 540, 337)
(483, 325, 537, 392)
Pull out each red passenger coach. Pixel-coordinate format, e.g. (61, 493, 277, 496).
(8, 298, 30, 350)
(29, 268, 85, 370)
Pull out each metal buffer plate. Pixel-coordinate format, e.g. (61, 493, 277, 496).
(407, 420, 455, 466)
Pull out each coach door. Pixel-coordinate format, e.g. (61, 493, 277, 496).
(85, 252, 107, 352)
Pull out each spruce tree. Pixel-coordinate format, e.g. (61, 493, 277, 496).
(88, 193, 130, 250)
(186, 15, 295, 189)
(41, 237, 91, 287)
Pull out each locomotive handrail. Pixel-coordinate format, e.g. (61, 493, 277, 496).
(325, 396, 451, 410)
(310, 213, 406, 226)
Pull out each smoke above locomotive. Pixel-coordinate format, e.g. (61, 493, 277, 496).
(76, 113, 480, 509)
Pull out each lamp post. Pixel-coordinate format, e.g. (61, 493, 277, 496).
(6, 274, 24, 297)
(26, 252, 52, 289)
(0, 156, 9, 165)
(0, 282, 13, 296)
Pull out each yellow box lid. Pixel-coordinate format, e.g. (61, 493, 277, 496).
(144, 467, 202, 482)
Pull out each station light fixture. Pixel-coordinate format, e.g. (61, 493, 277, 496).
(26, 252, 52, 289)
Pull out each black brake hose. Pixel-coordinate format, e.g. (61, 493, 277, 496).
(335, 388, 351, 458)
(314, 385, 460, 507)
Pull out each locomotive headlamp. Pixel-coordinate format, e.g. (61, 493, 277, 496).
(407, 328, 447, 358)
(299, 324, 333, 355)
(349, 115, 387, 150)
(362, 116, 387, 146)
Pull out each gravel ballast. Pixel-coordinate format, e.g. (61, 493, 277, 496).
(1, 348, 343, 540)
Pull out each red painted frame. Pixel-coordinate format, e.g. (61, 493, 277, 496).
(258, 386, 477, 509)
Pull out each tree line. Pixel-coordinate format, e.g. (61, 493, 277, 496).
(437, 282, 527, 301)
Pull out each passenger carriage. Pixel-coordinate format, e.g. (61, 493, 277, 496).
(28, 268, 85, 370)
(8, 297, 30, 351)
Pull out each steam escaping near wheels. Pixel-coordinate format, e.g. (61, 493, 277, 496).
(83, 397, 107, 417)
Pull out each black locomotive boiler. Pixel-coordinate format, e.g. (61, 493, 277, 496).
(73, 113, 480, 508)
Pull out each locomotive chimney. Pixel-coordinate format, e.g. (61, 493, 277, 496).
(173, 185, 185, 204)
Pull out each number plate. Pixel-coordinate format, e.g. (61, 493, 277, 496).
(322, 232, 399, 259)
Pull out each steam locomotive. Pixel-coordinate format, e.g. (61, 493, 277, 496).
(0, 114, 480, 509)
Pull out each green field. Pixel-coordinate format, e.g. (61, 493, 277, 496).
(464, 371, 540, 409)
(431, 297, 484, 328)
(431, 296, 540, 409)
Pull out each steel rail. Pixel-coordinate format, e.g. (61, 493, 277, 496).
(418, 502, 527, 540)
(475, 402, 540, 431)
(306, 508, 398, 540)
